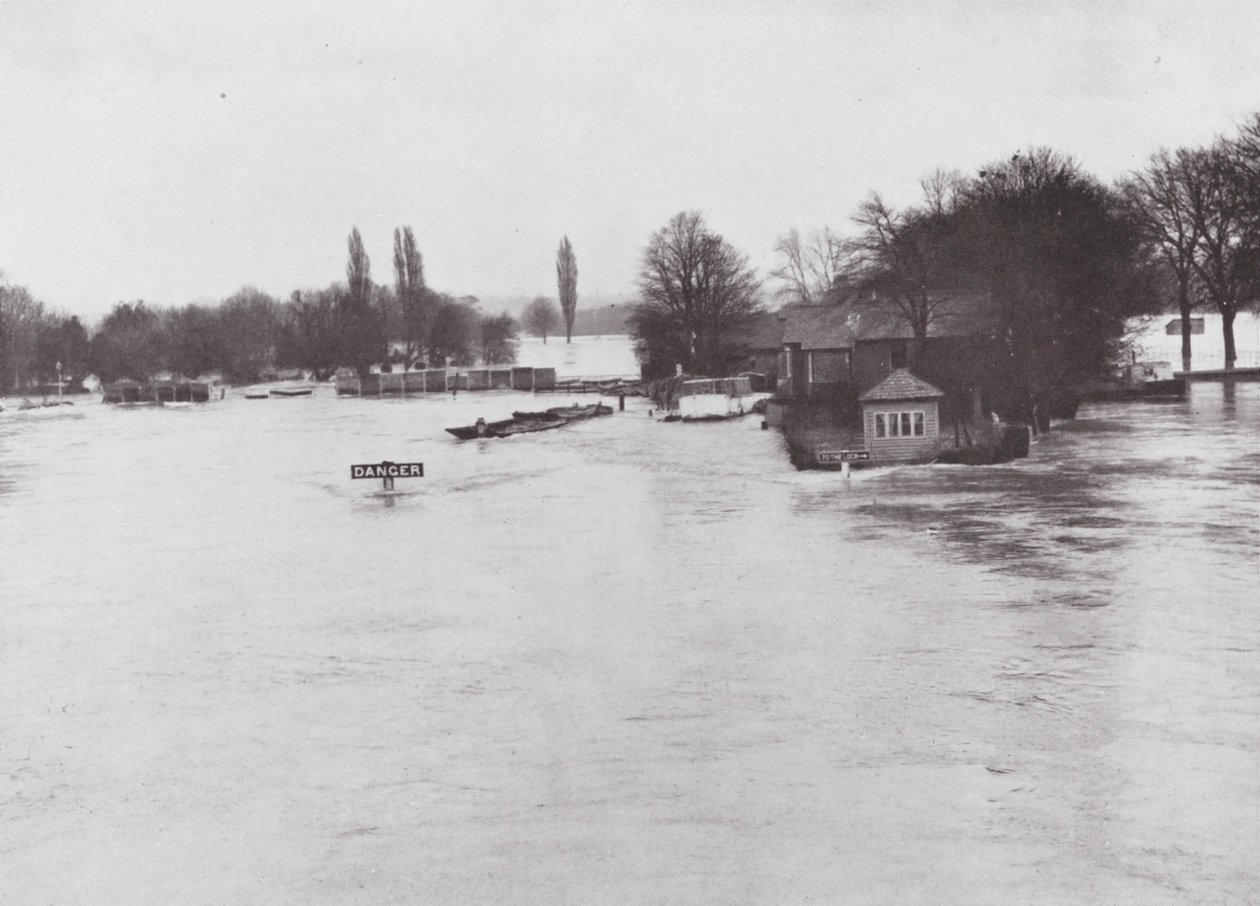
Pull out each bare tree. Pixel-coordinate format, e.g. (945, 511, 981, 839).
(556, 236, 578, 343)
(522, 296, 560, 343)
(844, 192, 959, 341)
(770, 227, 844, 306)
(1181, 140, 1258, 370)
(919, 167, 965, 217)
(1123, 149, 1205, 372)
(630, 211, 762, 377)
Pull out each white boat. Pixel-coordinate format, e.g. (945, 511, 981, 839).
(676, 376, 765, 421)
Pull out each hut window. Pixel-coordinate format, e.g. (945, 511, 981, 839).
(873, 409, 927, 438)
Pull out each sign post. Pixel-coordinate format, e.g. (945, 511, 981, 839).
(817, 449, 870, 479)
(350, 461, 424, 492)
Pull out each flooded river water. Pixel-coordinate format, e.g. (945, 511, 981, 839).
(1, 364, 1257, 904)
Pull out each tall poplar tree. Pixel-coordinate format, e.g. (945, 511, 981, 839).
(393, 226, 428, 366)
(341, 226, 382, 375)
(556, 236, 578, 343)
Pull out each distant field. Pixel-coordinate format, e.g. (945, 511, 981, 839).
(1133, 312, 1260, 369)
(516, 334, 638, 377)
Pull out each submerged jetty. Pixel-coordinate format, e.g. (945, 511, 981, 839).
(102, 379, 220, 404)
(337, 367, 556, 395)
(336, 368, 643, 397)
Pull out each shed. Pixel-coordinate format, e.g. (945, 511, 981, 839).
(858, 369, 945, 463)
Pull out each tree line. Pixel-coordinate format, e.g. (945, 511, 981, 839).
(0, 231, 583, 393)
(629, 112, 1259, 420)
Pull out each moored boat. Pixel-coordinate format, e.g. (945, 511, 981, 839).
(270, 386, 316, 398)
(511, 402, 612, 421)
(676, 376, 765, 421)
(447, 414, 568, 439)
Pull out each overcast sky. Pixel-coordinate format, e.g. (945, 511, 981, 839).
(2, 0, 1258, 320)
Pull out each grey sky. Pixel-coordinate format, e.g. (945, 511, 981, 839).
(2, 0, 1258, 319)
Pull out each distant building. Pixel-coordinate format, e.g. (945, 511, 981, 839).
(736, 310, 787, 391)
(776, 292, 990, 403)
(1165, 317, 1205, 336)
(774, 293, 995, 463)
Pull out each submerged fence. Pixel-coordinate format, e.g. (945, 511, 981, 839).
(336, 367, 558, 396)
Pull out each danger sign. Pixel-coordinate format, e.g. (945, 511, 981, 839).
(350, 462, 424, 479)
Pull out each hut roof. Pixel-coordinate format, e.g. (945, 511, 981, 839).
(858, 368, 945, 402)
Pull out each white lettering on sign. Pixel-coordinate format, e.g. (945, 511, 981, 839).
(817, 450, 871, 463)
(350, 462, 424, 479)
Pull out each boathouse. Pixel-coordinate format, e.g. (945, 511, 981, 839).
(859, 369, 945, 463)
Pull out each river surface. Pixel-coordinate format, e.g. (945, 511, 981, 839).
(1, 358, 1257, 904)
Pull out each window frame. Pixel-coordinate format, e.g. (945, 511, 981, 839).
(872, 408, 927, 439)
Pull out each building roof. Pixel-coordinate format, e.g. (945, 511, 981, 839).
(780, 305, 858, 350)
(858, 368, 945, 402)
(739, 310, 787, 351)
(780, 292, 991, 349)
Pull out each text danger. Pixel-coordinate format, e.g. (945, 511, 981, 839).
(350, 462, 424, 479)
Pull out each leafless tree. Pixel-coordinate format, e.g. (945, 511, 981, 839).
(1180, 139, 1259, 370)
(631, 210, 762, 377)
(844, 192, 959, 340)
(919, 167, 966, 217)
(1122, 149, 1205, 372)
(770, 227, 844, 306)
(556, 236, 578, 343)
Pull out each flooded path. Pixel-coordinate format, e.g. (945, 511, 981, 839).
(1, 376, 1256, 904)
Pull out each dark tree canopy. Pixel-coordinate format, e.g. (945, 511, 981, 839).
(479, 311, 519, 365)
(279, 288, 341, 381)
(36, 315, 91, 386)
(0, 281, 47, 391)
(629, 211, 762, 379)
(428, 295, 480, 367)
(90, 301, 164, 383)
(219, 287, 283, 383)
(955, 148, 1155, 421)
(522, 296, 560, 343)
(163, 304, 223, 379)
